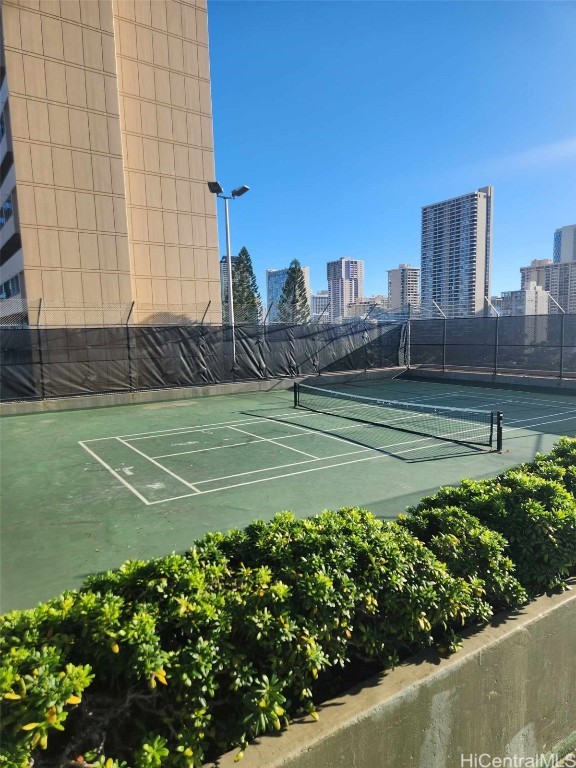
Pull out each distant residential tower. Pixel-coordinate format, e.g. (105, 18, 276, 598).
(520, 257, 576, 314)
(311, 290, 329, 321)
(266, 266, 310, 323)
(420, 187, 493, 317)
(387, 264, 420, 311)
(326, 257, 364, 322)
(553, 225, 576, 264)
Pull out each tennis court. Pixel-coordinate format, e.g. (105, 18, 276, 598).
(2, 374, 576, 611)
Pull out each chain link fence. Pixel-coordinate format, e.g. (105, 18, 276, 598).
(1, 298, 573, 401)
(409, 314, 576, 379)
(0, 318, 406, 401)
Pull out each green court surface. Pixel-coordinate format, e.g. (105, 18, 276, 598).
(2, 377, 576, 611)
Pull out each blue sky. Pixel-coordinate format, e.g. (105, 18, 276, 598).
(208, 1, 576, 298)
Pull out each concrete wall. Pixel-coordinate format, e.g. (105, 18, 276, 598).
(208, 584, 576, 768)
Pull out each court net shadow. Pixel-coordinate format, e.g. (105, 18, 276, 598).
(240, 410, 486, 462)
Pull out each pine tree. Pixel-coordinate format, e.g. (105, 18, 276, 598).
(277, 259, 310, 324)
(223, 247, 261, 324)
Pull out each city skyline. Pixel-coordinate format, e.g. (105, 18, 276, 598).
(209, 1, 576, 300)
(241, 212, 574, 315)
(2, 1, 575, 321)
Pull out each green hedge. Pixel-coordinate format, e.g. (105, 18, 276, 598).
(2, 438, 576, 768)
(409, 443, 576, 596)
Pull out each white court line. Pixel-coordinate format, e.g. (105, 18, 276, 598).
(99, 419, 434, 504)
(79, 441, 151, 506)
(146, 453, 387, 504)
(194, 448, 371, 484)
(447, 400, 576, 415)
(128, 409, 376, 445)
(462, 396, 576, 413)
(147, 428, 479, 504)
(151, 430, 320, 459)
(506, 409, 576, 425)
(81, 411, 300, 442)
(78, 386, 576, 445)
(125, 416, 294, 442)
(151, 412, 435, 461)
(82, 409, 493, 507)
(421, 389, 576, 410)
(191, 430, 438, 485)
(228, 425, 319, 459)
(503, 413, 576, 434)
(254, 412, 394, 450)
(81, 401, 576, 507)
(193, 433, 449, 486)
(153, 438, 263, 459)
(155, 408, 491, 466)
(115, 437, 202, 494)
(375, 391, 466, 404)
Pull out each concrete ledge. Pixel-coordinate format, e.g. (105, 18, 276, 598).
(208, 583, 576, 768)
(0, 379, 295, 416)
(3, 367, 575, 416)
(406, 368, 576, 394)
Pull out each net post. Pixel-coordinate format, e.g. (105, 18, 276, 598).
(293, 382, 299, 408)
(496, 411, 503, 452)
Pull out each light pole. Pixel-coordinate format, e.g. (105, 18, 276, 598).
(207, 181, 249, 372)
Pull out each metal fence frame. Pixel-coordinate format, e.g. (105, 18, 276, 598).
(1, 312, 574, 402)
(0, 319, 406, 402)
(407, 313, 576, 380)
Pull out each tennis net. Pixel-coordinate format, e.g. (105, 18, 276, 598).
(294, 382, 503, 450)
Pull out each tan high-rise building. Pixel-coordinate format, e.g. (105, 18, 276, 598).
(0, 0, 221, 324)
(326, 257, 364, 322)
(387, 263, 420, 311)
(520, 258, 576, 314)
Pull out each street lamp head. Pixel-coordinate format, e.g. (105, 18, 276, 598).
(231, 185, 250, 198)
(207, 181, 223, 194)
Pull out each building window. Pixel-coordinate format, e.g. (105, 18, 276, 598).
(0, 193, 13, 230)
(0, 101, 7, 142)
(0, 272, 20, 299)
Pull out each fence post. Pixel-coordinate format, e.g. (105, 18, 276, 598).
(559, 312, 565, 380)
(432, 301, 446, 372)
(493, 314, 499, 376)
(36, 298, 46, 399)
(200, 301, 211, 325)
(315, 301, 330, 376)
(406, 315, 411, 370)
(126, 301, 135, 391)
(547, 296, 565, 378)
